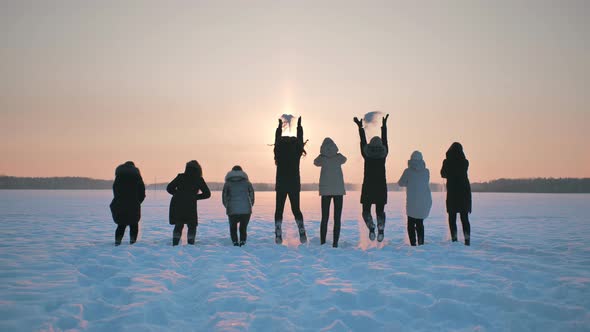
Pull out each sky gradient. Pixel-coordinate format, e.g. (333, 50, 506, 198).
(1, 0, 589, 184)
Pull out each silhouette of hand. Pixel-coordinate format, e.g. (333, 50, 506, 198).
(382, 114, 389, 126)
(278, 119, 283, 128)
(298, 116, 302, 127)
(353, 117, 363, 128)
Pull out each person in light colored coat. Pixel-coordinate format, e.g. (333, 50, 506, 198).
(314, 137, 347, 247)
(222, 165, 255, 246)
(398, 151, 432, 246)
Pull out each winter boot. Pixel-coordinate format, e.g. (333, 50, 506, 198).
(239, 241, 246, 247)
(377, 215, 386, 242)
(362, 212, 376, 241)
(275, 220, 283, 244)
(233, 241, 240, 246)
(296, 219, 307, 244)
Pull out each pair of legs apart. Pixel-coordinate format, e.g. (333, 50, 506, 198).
(448, 212, 470, 245)
(275, 191, 306, 244)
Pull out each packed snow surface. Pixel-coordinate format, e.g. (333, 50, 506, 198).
(0, 190, 589, 331)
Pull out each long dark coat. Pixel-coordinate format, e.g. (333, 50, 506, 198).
(441, 146, 472, 214)
(359, 126, 388, 205)
(167, 174, 211, 225)
(274, 124, 304, 193)
(110, 163, 146, 225)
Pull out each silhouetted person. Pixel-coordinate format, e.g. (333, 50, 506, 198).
(314, 137, 347, 248)
(441, 142, 472, 245)
(110, 161, 145, 246)
(398, 151, 432, 246)
(354, 114, 389, 242)
(167, 160, 211, 246)
(222, 165, 255, 246)
(274, 116, 307, 244)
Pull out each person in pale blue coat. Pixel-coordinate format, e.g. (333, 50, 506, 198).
(398, 151, 432, 246)
(222, 165, 255, 246)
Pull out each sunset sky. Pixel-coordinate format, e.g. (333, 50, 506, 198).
(1, 1, 588, 184)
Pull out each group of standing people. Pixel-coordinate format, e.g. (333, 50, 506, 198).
(109, 115, 472, 247)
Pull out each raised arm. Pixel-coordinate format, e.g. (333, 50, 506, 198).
(381, 114, 389, 151)
(196, 177, 211, 200)
(297, 116, 303, 145)
(354, 117, 367, 157)
(275, 119, 282, 145)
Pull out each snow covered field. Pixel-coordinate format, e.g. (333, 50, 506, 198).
(0, 190, 589, 331)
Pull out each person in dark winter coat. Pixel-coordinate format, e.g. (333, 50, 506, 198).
(354, 114, 389, 242)
(167, 160, 211, 246)
(441, 142, 472, 245)
(274, 116, 307, 244)
(222, 165, 255, 246)
(313, 137, 347, 247)
(110, 161, 146, 246)
(398, 151, 432, 246)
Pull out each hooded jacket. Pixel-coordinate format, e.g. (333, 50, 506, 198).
(110, 162, 146, 225)
(441, 143, 472, 213)
(222, 170, 255, 216)
(398, 151, 432, 219)
(167, 164, 211, 225)
(358, 126, 388, 204)
(313, 138, 347, 196)
(274, 124, 305, 192)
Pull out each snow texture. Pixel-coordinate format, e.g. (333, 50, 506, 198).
(0, 190, 589, 331)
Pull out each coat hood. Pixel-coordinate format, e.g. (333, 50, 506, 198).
(115, 161, 140, 177)
(225, 170, 249, 182)
(320, 137, 339, 157)
(446, 142, 466, 160)
(364, 136, 388, 159)
(408, 151, 426, 170)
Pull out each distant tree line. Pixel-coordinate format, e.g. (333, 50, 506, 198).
(470, 178, 590, 193)
(0, 176, 112, 190)
(1, 176, 588, 193)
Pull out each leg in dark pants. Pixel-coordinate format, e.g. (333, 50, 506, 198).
(115, 224, 126, 246)
(376, 204, 386, 242)
(448, 213, 458, 242)
(362, 203, 376, 240)
(415, 219, 424, 245)
(460, 212, 471, 245)
(187, 223, 197, 245)
(239, 214, 250, 245)
(320, 196, 332, 245)
(274, 191, 288, 244)
(333, 196, 343, 247)
(229, 216, 239, 245)
(129, 224, 139, 244)
(407, 217, 417, 246)
(288, 191, 306, 243)
(173, 224, 184, 246)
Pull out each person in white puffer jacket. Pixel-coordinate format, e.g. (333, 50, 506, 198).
(398, 151, 432, 246)
(313, 137, 347, 247)
(222, 165, 255, 246)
